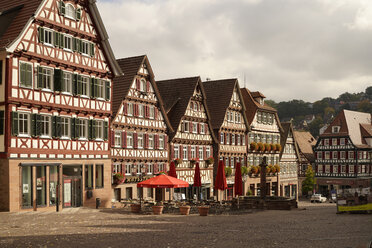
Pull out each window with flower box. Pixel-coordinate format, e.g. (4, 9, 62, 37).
(206, 147, 211, 158)
(183, 146, 188, 160)
(199, 146, 203, 160)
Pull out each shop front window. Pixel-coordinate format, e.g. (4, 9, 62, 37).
(22, 166, 33, 208)
(85, 164, 93, 189)
(49, 165, 58, 205)
(96, 164, 104, 188)
(36, 166, 47, 206)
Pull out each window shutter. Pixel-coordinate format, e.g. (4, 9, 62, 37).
(30, 114, 37, 137)
(203, 147, 206, 159)
(189, 122, 192, 132)
(136, 78, 140, 90)
(92, 120, 96, 140)
(59, 1, 66, 15)
(36, 114, 42, 137)
(38, 27, 44, 43)
(121, 164, 125, 174)
(76, 8, 81, 21)
(37, 66, 43, 88)
(90, 43, 95, 57)
(105, 81, 110, 100)
(123, 103, 128, 115)
(196, 146, 199, 159)
(77, 75, 82, 95)
(154, 134, 159, 149)
(75, 119, 80, 138)
(78, 39, 83, 53)
(70, 118, 76, 140)
(72, 74, 77, 95)
(224, 133, 227, 144)
(52, 116, 57, 138)
(122, 131, 127, 148)
(72, 37, 77, 52)
(133, 133, 138, 149)
(188, 146, 191, 159)
(53, 31, 59, 47)
(110, 130, 115, 146)
(170, 145, 174, 159)
(0, 110, 4, 135)
(154, 108, 158, 119)
(12, 112, 18, 136)
(88, 119, 93, 140)
(164, 135, 167, 150)
(56, 117, 62, 138)
(59, 33, 64, 48)
(54, 69, 62, 91)
(146, 81, 150, 92)
(144, 134, 148, 149)
(90, 78, 95, 98)
(205, 124, 208, 134)
(133, 104, 137, 117)
(180, 145, 183, 160)
(104, 121, 108, 141)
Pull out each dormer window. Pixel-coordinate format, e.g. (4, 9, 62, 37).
(65, 4, 75, 19)
(59, 1, 81, 21)
(140, 79, 147, 92)
(332, 126, 340, 133)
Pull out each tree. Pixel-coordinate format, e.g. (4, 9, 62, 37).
(307, 116, 323, 138)
(357, 99, 372, 113)
(265, 100, 277, 109)
(366, 86, 372, 100)
(302, 165, 316, 196)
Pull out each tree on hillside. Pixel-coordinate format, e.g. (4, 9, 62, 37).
(338, 92, 362, 102)
(265, 100, 278, 109)
(312, 100, 329, 115)
(302, 165, 316, 196)
(366, 86, 372, 100)
(307, 116, 323, 138)
(357, 100, 372, 113)
(277, 100, 312, 120)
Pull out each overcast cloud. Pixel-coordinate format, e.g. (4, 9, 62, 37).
(98, 0, 372, 102)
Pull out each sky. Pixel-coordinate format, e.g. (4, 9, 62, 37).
(97, 0, 372, 102)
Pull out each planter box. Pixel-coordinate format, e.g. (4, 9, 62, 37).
(130, 204, 141, 213)
(198, 206, 210, 216)
(179, 206, 191, 215)
(152, 205, 164, 215)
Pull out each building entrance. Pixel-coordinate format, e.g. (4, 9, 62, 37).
(62, 165, 82, 208)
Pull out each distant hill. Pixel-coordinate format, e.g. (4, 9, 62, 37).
(266, 86, 372, 138)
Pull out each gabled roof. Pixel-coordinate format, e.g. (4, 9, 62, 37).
(279, 121, 300, 160)
(360, 124, 372, 138)
(293, 131, 316, 162)
(0, 0, 122, 76)
(203, 79, 249, 131)
(156, 76, 217, 142)
(240, 88, 282, 131)
(112, 55, 173, 132)
(322, 109, 372, 148)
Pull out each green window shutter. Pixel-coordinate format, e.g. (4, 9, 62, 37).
(52, 116, 57, 138)
(53, 31, 59, 47)
(11, 112, 18, 136)
(54, 69, 62, 91)
(90, 78, 95, 98)
(56, 117, 62, 138)
(59, 1, 65, 15)
(94, 79, 99, 98)
(31, 114, 36, 137)
(37, 66, 43, 88)
(59, 33, 64, 48)
(103, 121, 108, 141)
(90, 43, 95, 57)
(72, 74, 77, 95)
(76, 8, 81, 21)
(88, 119, 93, 140)
(72, 38, 77, 52)
(77, 75, 82, 95)
(78, 39, 83, 53)
(25, 64, 32, 87)
(36, 114, 42, 137)
(105, 81, 110, 100)
(75, 119, 80, 138)
(38, 27, 44, 43)
(20, 63, 25, 86)
(70, 118, 76, 140)
(0, 110, 4, 135)
(92, 120, 96, 140)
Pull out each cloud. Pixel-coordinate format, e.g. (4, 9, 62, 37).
(98, 0, 372, 102)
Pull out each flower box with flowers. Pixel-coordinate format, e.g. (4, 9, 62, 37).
(205, 156, 214, 165)
(174, 158, 182, 167)
(113, 172, 125, 185)
(189, 158, 198, 167)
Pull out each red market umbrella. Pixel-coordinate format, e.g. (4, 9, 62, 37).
(137, 174, 189, 188)
(234, 162, 243, 196)
(194, 162, 202, 187)
(168, 161, 177, 178)
(215, 160, 227, 191)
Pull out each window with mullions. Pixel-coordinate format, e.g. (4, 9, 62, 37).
(199, 146, 203, 160)
(81, 41, 90, 55)
(18, 113, 30, 136)
(96, 164, 104, 188)
(62, 72, 72, 93)
(183, 146, 188, 160)
(95, 79, 104, 99)
(148, 134, 154, 149)
(44, 29, 53, 45)
(37, 67, 53, 90)
(137, 133, 143, 148)
(60, 117, 70, 138)
(65, 3, 75, 19)
(64, 35, 72, 50)
(22, 166, 33, 208)
(19, 62, 33, 87)
(77, 119, 88, 139)
(206, 147, 211, 158)
(174, 145, 180, 159)
(114, 131, 121, 147)
(159, 135, 164, 149)
(81, 76, 89, 96)
(140, 79, 147, 92)
(94, 120, 103, 140)
(40, 115, 51, 137)
(85, 164, 93, 189)
(127, 103, 133, 116)
(127, 133, 133, 148)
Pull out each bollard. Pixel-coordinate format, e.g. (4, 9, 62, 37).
(96, 198, 101, 209)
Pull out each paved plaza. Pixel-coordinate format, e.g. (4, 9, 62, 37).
(0, 201, 371, 248)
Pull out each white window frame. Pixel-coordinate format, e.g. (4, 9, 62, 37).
(174, 145, 180, 159)
(140, 79, 146, 92)
(81, 76, 89, 97)
(43, 28, 53, 46)
(149, 106, 155, 119)
(324, 139, 329, 146)
(317, 164, 323, 173)
(332, 151, 338, 159)
(184, 121, 189, 133)
(18, 112, 30, 137)
(65, 3, 76, 19)
(192, 122, 198, 134)
(148, 134, 154, 149)
(200, 124, 205, 134)
(183, 146, 188, 160)
(77, 119, 88, 139)
(39, 66, 53, 90)
(317, 152, 322, 159)
(95, 120, 103, 140)
(349, 151, 354, 159)
(333, 165, 338, 174)
(96, 79, 104, 99)
(191, 146, 196, 159)
(226, 133, 230, 145)
(332, 138, 337, 146)
(232, 134, 235, 145)
(62, 71, 72, 94)
(64, 35, 73, 51)
(114, 131, 122, 148)
(125, 164, 131, 175)
(39, 115, 51, 138)
(127, 133, 133, 148)
(206, 147, 211, 158)
(159, 135, 164, 149)
(19, 62, 33, 88)
(81, 41, 90, 56)
(349, 165, 354, 173)
(199, 146, 203, 160)
(137, 133, 143, 149)
(220, 132, 224, 144)
(147, 164, 153, 175)
(231, 157, 235, 168)
(138, 104, 144, 118)
(60, 117, 70, 139)
(127, 103, 133, 116)
(325, 151, 330, 160)
(340, 138, 345, 145)
(340, 151, 346, 159)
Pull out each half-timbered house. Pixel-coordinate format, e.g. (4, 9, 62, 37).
(279, 122, 299, 200)
(293, 131, 316, 195)
(111, 55, 172, 201)
(203, 79, 249, 199)
(157, 77, 217, 200)
(241, 89, 283, 196)
(313, 109, 372, 197)
(0, 0, 121, 212)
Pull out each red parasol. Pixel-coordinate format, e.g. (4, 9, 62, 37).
(137, 174, 189, 188)
(168, 161, 177, 178)
(215, 160, 227, 191)
(234, 162, 243, 196)
(194, 162, 202, 187)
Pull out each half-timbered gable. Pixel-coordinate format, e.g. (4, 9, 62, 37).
(111, 55, 172, 201)
(0, 0, 121, 212)
(313, 110, 372, 196)
(279, 122, 299, 199)
(204, 79, 249, 198)
(241, 88, 282, 196)
(157, 76, 217, 199)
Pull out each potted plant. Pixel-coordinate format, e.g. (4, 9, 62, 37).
(250, 142, 258, 151)
(250, 165, 258, 175)
(275, 144, 282, 152)
(190, 158, 198, 165)
(224, 166, 232, 177)
(270, 165, 277, 174)
(152, 201, 164, 215)
(265, 166, 271, 174)
(241, 166, 249, 176)
(113, 172, 125, 185)
(264, 143, 271, 152)
(205, 156, 214, 165)
(270, 143, 276, 151)
(174, 158, 182, 166)
(179, 202, 191, 215)
(198, 203, 210, 216)
(274, 164, 280, 173)
(257, 142, 265, 152)
(130, 201, 141, 213)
